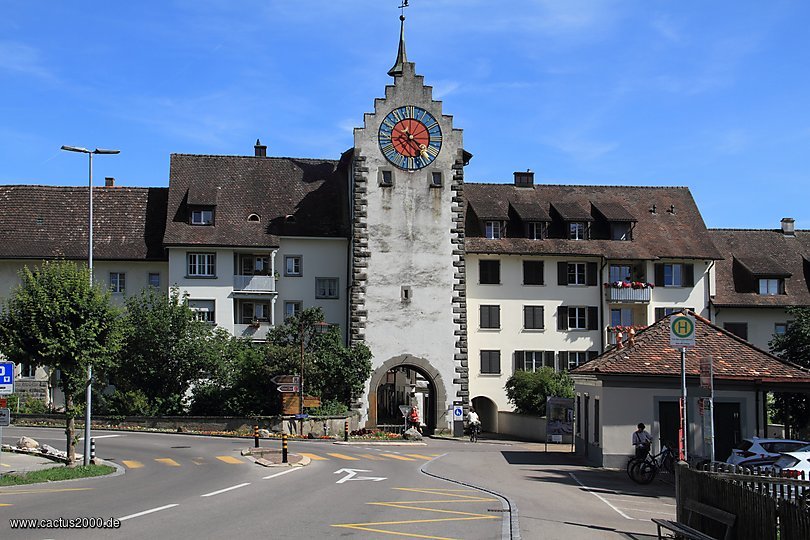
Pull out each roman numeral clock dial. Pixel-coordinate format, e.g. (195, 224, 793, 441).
(378, 106, 442, 170)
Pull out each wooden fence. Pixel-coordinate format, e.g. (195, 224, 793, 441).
(676, 463, 810, 539)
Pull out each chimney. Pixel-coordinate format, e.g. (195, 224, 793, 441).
(514, 169, 534, 187)
(254, 139, 267, 157)
(781, 217, 795, 236)
(105, 177, 115, 187)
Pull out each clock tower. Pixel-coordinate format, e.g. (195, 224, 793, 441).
(350, 14, 469, 433)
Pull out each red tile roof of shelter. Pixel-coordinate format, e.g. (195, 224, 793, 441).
(571, 311, 810, 383)
(0, 185, 167, 261)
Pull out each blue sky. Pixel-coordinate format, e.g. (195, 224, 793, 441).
(1, 1, 808, 229)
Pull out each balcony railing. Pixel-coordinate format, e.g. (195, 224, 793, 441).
(233, 274, 276, 292)
(234, 322, 272, 340)
(604, 285, 651, 303)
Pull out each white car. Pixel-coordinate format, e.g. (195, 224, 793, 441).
(726, 437, 809, 466)
(773, 449, 810, 479)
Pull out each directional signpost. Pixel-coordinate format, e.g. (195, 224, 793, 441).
(276, 384, 300, 393)
(271, 375, 300, 386)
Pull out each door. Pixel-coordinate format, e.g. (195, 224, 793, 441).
(713, 402, 741, 463)
(584, 395, 590, 456)
(659, 401, 679, 452)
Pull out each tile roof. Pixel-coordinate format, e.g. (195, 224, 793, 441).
(164, 154, 350, 247)
(465, 183, 722, 260)
(0, 185, 167, 261)
(571, 311, 810, 383)
(593, 201, 636, 222)
(551, 201, 593, 221)
(710, 229, 810, 307)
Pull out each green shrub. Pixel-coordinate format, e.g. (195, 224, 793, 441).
(504, 368, 574, 416)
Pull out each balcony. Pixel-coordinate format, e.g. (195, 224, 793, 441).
(233, 274, 276, 293)
(234, 322, 272, 341)
(604, 283, 651, 303)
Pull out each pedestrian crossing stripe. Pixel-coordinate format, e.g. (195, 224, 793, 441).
(404, 454, 432, 460)
(358, 454, 385, 461)
(215, 456, 245, 464)
(327, 453, 360, 461)
(379, 453, 416, 461)
(155, 458, 181, 467)
(299, 453, 329, 461)
(122, 460, 144, 469)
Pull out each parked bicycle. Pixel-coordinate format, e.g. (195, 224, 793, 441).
(627, 441, 675, 484)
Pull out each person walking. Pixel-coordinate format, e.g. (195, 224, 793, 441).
(632, 422, 652, 459)
(408, 406, 421, 433)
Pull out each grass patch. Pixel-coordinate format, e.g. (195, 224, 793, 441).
(0, 464, 115, 486)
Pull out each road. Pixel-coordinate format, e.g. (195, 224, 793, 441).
(1, 427, 674, 539)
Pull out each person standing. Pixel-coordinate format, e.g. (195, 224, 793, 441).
(408, 405, 421, 433)
(632, 422, 653, 459)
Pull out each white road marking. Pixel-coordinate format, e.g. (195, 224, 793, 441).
(569, 473, 637, 521)
(201, 482, 251, 497)
(334, 468, 386, 484)
(263, 468, 302, 480)
(119, 504, 179, 521)
(78, 434, 122, 441)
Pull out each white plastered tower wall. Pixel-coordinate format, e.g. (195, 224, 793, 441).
(350, 60, 467, 431)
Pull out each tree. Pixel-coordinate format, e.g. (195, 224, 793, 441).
(769, 306, 810, 435)
(111, 287, 224, 415)
(504, 368, 574, 416)
(266, 308, 372, 411)
(0, 261, 124, 462)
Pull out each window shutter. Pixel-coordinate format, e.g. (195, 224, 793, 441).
(587, 262, 598, 286)
(523, 306, 530, 329)
(494, 306, 500, 328)
(559, 351, 569, 370)
(537, 261, 545, 285)
(634, 263, 645, 281)
(514, 351, 524, 372)
(558, 306, 568, 330)
(683, 264, 694, 287)
(587, 306, 599, 330)
(538, 306, 544, 329)
(557, 262, 568, 286)
(588, 350, 599, 362)
(544, 351, 555, 369)
(654, 264, 664, 286)
(655, 308, 666, 321)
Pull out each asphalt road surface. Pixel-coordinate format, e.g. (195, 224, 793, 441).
(1, 427, 674, 539)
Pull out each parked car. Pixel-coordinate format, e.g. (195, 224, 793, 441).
(726, 437, 809, 466)
(773, 449, 810, 479)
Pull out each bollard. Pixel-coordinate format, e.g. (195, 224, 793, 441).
(254, 424, 260, 448)
(282, 432, 288, 464)
(90, 438, 96, 461)
(344, 420, 349, 442)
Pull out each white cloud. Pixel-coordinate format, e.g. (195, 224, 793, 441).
(0, 40, 55, 80)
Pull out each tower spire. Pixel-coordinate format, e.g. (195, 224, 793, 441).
(387, 5, 409, 78)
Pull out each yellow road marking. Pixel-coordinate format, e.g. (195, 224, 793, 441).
(372, 498, 497, 504)
(404, 454, 433, 460)
(155, 458, 181, 467)
(333, 524, 456, 539)
(216, 456, 244, 464)
(299, 453, 328, 461)
(327, 453, 360, 461)
(358, 453, 385, 461)
(0, 503, 12, 507)
(395, 488, 489, 500)
(122, 460, 143, 469)
(379, 453, 415, 461)
(371, 502, 498, 517)
(0, 487, 93, 495)
(1, 463, 10, 467)
(192, 458, 206, 465)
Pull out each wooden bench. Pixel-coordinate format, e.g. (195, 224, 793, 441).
(652, 499, 736, 540)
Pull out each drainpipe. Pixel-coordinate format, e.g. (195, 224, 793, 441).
(705, 260, 715, 321)
(271, 249, 278, 327)
(599, 257, 607, 352)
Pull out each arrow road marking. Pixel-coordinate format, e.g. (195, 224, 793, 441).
(334, 468, 387, 484)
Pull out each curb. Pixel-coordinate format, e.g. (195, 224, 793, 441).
(333, 441, 427, 446)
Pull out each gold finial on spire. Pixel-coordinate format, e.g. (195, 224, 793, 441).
(388, 2, 409, 78)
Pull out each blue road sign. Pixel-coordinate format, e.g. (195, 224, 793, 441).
(0, 362, 14, 395)
(453, 405, 464, 420)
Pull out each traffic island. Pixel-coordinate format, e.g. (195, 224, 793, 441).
(241, 447, 310, 467)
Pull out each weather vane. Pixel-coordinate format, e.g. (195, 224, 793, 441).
(399, 1, 409, 17)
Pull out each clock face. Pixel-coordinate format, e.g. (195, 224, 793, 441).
(378, 106, 442, 170)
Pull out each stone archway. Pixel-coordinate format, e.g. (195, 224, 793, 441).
(472, 396, 499, 433)
(367, 355, 449, 435)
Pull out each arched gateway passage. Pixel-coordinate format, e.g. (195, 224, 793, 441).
(368, 355, 448, 436)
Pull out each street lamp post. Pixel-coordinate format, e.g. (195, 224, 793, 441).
(60, 145, 120, 466)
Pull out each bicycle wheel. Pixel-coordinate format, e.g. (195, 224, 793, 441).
(626, 458, 641, 480)
(635, 461, 658, 484)
(661, 454, 675, 474)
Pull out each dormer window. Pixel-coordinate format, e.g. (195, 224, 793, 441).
(485, 221, 502, 239)
(527, 222, 546, 240)
(191, 208, 214, 225)
(759, 278, 784, 295)
(611, 222, 632, 241)
(569, 222, 586, 240)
